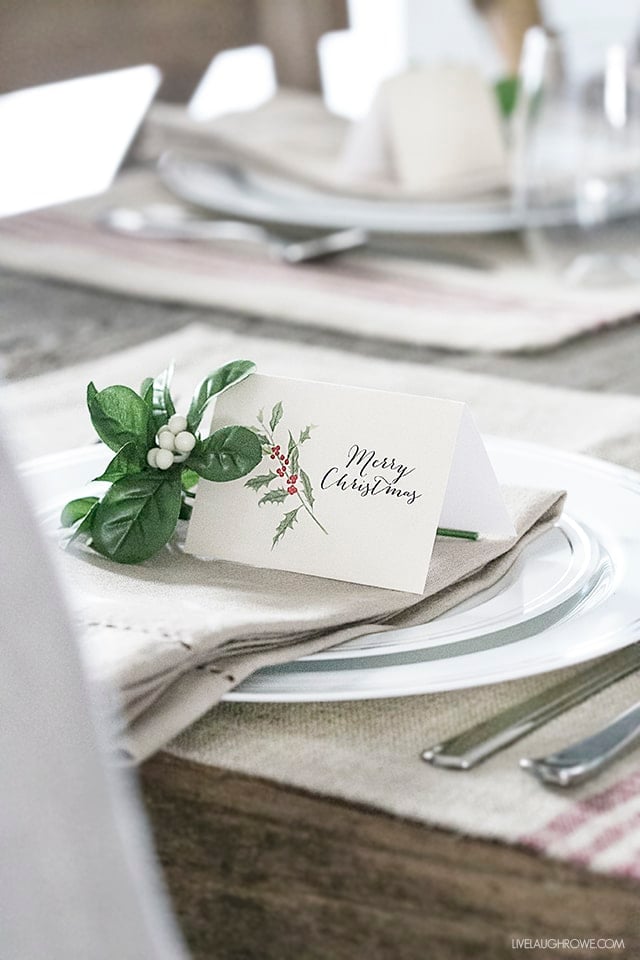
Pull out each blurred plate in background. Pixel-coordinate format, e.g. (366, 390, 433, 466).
(159, 152, 524, 235)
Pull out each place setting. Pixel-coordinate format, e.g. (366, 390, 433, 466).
(16, 336, 640, 787)
(5, 29, 640, 356)
(6, 2, 640, 956)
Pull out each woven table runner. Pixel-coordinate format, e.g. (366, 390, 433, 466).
(2, 166, 640, 354)
(5, 322, 640, 879)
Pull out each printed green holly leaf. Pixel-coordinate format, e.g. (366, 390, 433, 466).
(298, 424, 316, 444)
(272, 507, 300, 548)
(189, 425, 262, 482)
(91, 473, 182, 564)
(87, 382, 154, 454)
(300, 468, 314, 508)
(259, 488, 288, 505)
(187, 360, 256, 433)
(269, 401, 283, 433)
(61, 496, 100, 528)
(93, 441, 145, 483)
(245, 471, 278, 492)
(287, 432, 299, 475)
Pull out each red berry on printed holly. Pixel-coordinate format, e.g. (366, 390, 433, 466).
(288, 486, 296, 495)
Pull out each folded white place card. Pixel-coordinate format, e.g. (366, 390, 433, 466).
(185, 375, 514, 594)
(339, 64, 508, 197)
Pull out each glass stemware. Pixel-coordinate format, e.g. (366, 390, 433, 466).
(512, 25, 640, 285)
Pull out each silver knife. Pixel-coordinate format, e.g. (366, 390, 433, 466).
(422, 643, 640, 770)
(521, 699, 640, 787)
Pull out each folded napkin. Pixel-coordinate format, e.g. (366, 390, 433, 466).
(57, 483, 563, 763)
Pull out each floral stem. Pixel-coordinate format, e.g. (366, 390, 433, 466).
(436, 527, 479, 541)
(296, 492, 328, 535)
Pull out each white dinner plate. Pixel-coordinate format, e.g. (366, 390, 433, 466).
(158, 153, 524, 235)
(23, 438, 640, 701)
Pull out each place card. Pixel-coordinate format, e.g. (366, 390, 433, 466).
(339, 64, 508, 196)
(185, 374, 514, 593)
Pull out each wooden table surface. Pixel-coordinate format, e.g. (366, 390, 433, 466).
(3, 269, 639, 959)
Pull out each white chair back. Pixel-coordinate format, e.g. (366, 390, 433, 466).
(0, 430, 188, 960)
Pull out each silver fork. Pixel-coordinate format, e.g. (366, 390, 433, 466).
(98, 204, 368, 264)
(521, 699, 640, 787)
(422, 644, 640, 770)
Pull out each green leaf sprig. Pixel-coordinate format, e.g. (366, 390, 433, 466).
(61, 359, 261, 564)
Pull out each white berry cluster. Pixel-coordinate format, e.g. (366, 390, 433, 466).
(147, 414, 196, 470)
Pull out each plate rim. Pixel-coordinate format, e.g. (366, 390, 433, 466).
(21, 437, 640, 701)
(158, 154, 523, 235)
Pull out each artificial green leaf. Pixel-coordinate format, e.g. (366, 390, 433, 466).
(287, 431, 299, 475)
(272, 507, 300, 548)
(189, 426, 262, 482)
(149, 362, 176, 432)
(269, 401, 283, 433)
(61, 496, 99, 528)
(187, 360, 256, 432)
(300, 468, 314, 508)
(250, 428, 271, 447)
(140, 377, 153, 403)
(91, 473, 182, 564)
(93, 441, 145, 483)
(68, 501, 99, 545)
(181, 468, 200, 492)
(495, 75, 519, 118)
(259, 488, 288, 505)
(298, 424, 316, 444)
(87, 382, 153, 454)
(245, 471, 278, 492)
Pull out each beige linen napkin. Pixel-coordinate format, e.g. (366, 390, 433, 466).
(59, 485, 563, 762)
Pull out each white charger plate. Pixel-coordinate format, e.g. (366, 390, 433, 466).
(158, 154, 523, 235)
(23, 438, 640, 701)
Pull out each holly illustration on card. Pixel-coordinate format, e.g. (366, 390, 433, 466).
(245, 402, 328, 547)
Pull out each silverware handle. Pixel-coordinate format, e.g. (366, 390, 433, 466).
(521, 702, 640, 787)
(422, 644, 640, 770)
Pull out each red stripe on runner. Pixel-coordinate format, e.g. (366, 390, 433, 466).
(520, 769, 640, 852)
(565, 807, 640, 869)
(0, 210, 561, 317)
